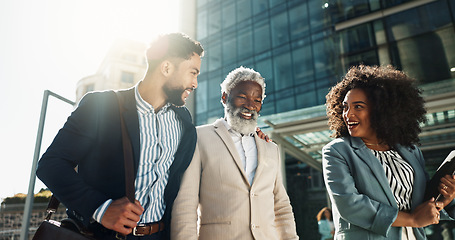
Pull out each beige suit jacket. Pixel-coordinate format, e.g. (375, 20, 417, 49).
(171, 119, 298, 240)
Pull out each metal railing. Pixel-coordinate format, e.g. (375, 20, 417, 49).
(19, 90, 75, 240)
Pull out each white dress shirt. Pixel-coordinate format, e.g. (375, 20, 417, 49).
(221, 118, 258, 185)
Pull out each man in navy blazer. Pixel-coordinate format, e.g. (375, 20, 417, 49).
(36, 33, 204, 240)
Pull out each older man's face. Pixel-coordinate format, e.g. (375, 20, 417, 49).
(223, 81, 262, 134)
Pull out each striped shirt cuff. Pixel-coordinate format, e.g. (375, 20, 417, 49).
(92, 199, 113, 223)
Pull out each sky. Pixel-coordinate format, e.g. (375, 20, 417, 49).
(0, 0, 180, 201)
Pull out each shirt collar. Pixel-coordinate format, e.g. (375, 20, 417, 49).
(221, 118, 254, 137)
(135, 84, 171, 114)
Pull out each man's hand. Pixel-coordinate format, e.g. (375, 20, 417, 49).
(101, 197, 144, 235)
(256, 127, 271, 142)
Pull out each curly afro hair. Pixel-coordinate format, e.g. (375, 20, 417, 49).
(325, 65, 427, 148)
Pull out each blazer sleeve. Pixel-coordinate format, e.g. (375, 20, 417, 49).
(36, 92, 112, 224)
(322, 142, 398, 237)
(170, 143, 201, 240)
(272, 145, 299, 240)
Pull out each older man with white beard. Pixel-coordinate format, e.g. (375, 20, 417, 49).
(171, 66, 298, 240)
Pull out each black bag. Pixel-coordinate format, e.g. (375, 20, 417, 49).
(33, 219, 95, 240)
(32, 196, 96, 240)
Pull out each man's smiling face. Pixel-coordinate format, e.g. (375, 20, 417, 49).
(223, 80, 263, 135)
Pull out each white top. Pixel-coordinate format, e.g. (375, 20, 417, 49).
(371, 149, 416, 240)
(222, 118, 258, 185)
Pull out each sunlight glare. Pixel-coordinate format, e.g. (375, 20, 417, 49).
(52, 0, 181, 74)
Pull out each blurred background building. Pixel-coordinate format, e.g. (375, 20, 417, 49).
(75, 0, 455, 238)
(75, 39, 148, 102)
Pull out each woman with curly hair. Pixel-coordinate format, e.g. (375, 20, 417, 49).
(322, 65, 455, 239)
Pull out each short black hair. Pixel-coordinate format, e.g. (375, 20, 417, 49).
(326, 65, 427, 148)
(145, 32, 204, 71)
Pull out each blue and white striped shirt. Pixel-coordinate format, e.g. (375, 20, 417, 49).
(93, 86, 183, 223)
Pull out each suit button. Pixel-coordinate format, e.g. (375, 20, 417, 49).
(251, 224, 256, 229)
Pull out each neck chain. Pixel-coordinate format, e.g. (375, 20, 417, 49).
(363, 142, 381, 146)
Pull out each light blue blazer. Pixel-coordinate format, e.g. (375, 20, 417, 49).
(322, 136, 430, 239)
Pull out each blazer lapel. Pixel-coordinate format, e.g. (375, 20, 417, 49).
(213, 119, 250, 185)
(350, 137, 397, 207)
(118, 88, 141, 172)
(252, 133, 268, 186)
(395, 145, 426, 210)
(167, 105, 197, 177)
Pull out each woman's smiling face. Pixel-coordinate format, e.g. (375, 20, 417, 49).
(342, 88, 378, 143)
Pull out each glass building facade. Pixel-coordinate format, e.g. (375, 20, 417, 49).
(195, 0, 455, 125)
(193, 0, 455, 238)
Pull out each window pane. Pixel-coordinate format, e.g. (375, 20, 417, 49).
(308, 0, 332, 32)
(373, 20, 387, 45)
(331, 0, 370, 23)
(269, 0, 285, 8)
(276, 89, 295, 112)
(199, 40, 209, 73)
(196, 79, 208, 114)
(208, 9, 221, 35)
(289, 3, 309, 40)
(208, 71, 222, 111)
(312, 37, 339, 79)
(390, 30, 453, 84)
(270, 11, 289, 47)
(451, 0, 455, 18)
(295, 83, 316, 109)
(222, 3, 236, 28)
(341, 50, 379, 71)
(385, 1, 451, 42)
(256, 58, 274, 93)
(208, 43, 222, 71)
(197, 0, 207, 8)
(238, 27, 253, 60)
(253, 0, 268, 15)
(238, 58, 254, 70)
(293, 45, 314, 84)
(273, 52, 293, 90)
(381, 0, 418, 9)
(237, 0, 252, 22)
(254, 23, 271, 53)
(316, 79, 333, 105)
(261, 93, 275, 115)
(197, 11, 208, 39)
(338, 23, 376, 54)
(223, 37, 237, 65)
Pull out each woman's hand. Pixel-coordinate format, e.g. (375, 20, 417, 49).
(436, 175, 455, 210)
(393, 198, 440, 228)
(410, 198, 441, 227)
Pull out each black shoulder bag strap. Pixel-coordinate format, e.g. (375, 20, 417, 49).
(114, 91, 135, 203)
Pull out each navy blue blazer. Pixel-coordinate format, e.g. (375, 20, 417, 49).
(36, 88, 197, 238)
(323, 136, 431, 239)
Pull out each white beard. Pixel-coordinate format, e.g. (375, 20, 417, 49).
(225, 102, 259, 135)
